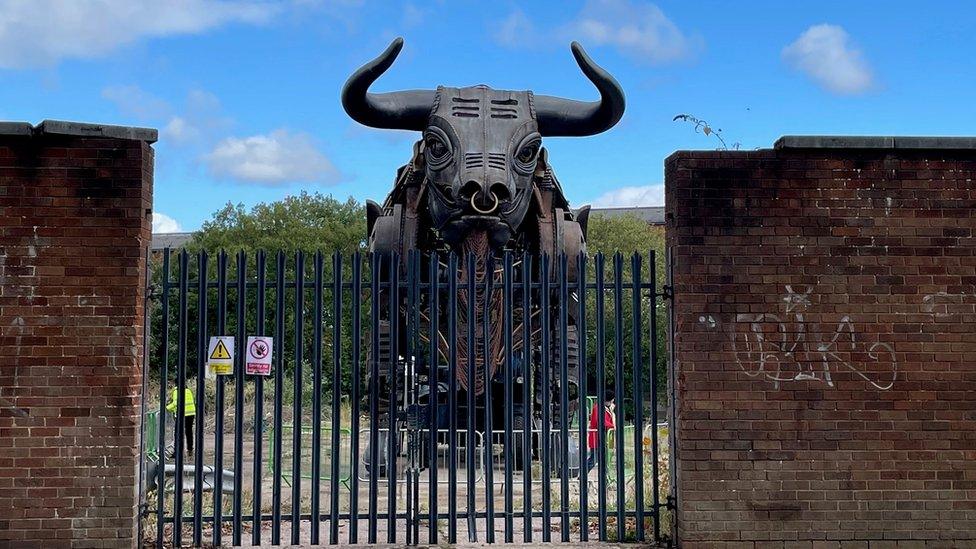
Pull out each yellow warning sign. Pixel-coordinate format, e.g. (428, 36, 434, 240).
(207, 336, 235, 375)
(210, 339, 232, 360)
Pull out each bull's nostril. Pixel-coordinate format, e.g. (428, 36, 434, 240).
(489, 182, 511, 202)
(460, 180, 481, 200)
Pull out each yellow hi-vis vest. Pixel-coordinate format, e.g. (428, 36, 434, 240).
(165, 387, 196, 416)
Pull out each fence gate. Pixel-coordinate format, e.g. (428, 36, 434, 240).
(139, 249, 674, 546)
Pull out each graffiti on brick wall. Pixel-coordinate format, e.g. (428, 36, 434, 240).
(701, 285, 897, 390)
(922, 292, 976, 318)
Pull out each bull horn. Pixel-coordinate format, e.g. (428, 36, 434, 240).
(341, 37, 434, 131)
(535, 42, 626, 137)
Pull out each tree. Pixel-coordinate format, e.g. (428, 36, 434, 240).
(584, 213, 668, 409)
(150, 193, 367, 404)
(190, 192, 365, 254)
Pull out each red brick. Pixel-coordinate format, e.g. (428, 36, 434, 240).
(0, 132, 151, 548)
(667, 147, 976, 546)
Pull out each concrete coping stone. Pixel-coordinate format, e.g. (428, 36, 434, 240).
(0, 120, 157, 143)
(775, 135, 976, 150)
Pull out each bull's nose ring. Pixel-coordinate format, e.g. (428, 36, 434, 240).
(470, 192, 499, 214)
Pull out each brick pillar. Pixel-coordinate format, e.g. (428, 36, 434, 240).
(666, 138, 976, 548)
(0, 121, 156, 548)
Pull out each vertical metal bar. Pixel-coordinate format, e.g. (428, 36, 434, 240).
(540, 254, 552, 542)
(404, 250, 416, 546)
(558, 254, 570, 541)
(613, 253, 626, 541)
(576, 252, 589, 541)
(631, 252, 646, 541)
(311, 252, 323, 544)
(367, 253, 380, 544)
(464, 251, 477, 543)
(367, 252, 382, 544)
(387, 252, 399, 544)
(447, 253, 458, 544)
(412, 253, 421, 546)
(520, 252, 532, 542)
(502, 251, 514, 543)
(155, 250, 171, 548)
(173, 250, 188, 548)
(428, 251, 440, 544)
(330, 253, 343, 544)
(667, 246, 679, 527)
(137, 246, 151, 546)
(595, 252, 607, 540)
(483, 254, 495, 544)
(650, 249, 661, 541)
(193, 250, 207, 546)
(272, 251, 285, 545)
(233, 251, 246, 546)
(213, 251, 228, 547)
(349, 251, 363, 544)
(291, 251, 305, 545)
(251, 251, 266, 547)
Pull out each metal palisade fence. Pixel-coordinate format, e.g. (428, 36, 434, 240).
(142, 249, 673, 546)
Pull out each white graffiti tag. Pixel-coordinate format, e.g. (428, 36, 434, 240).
(922, 292, 976, 318)
(728, 286, 896, 390)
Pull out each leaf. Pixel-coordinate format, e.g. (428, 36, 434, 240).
(702, 126, 711, 136)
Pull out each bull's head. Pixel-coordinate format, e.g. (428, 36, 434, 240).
(343, 37, 624, 250)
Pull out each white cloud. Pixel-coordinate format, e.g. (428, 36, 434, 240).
(782, 24, 873, 95)
(0, 0, 278, 68)
(160, 89, 229, 145)
(591, 184, 665, 208)
(494, 1, 698, 62)
(152, 212, 183, 233)
(204, 129, 341, 185)
(101, 85, 171, 120)
(402, 3, 424, 28)
(103, 86, 229, 146)
(161, 116, 198, 143)
(493, 10, 537, 47)
(563, 0, 700, 63)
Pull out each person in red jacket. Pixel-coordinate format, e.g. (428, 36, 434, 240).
(586, 389, 615, 473)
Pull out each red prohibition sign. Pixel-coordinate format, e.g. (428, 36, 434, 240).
(249, 339, 269, 359)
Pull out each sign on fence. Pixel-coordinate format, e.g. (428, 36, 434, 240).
(207, 336, 235, 375)
(245, 336, 272, 375)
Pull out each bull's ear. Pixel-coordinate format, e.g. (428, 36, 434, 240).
(575, 205, 591, 238)
(366, 200, 383, 236)
(533, 147, 550, 179)
(411, 138, 425, 171)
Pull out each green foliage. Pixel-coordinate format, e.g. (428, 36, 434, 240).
(150, 193, 369, 397)
(586, 213, 665, 260)
(583, 213, 668, 409)
(189, 192, 366, 254)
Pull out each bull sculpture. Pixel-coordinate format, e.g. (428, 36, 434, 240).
(343, 37, 624, 474)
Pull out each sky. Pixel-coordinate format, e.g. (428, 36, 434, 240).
(1, 0, 974, 233)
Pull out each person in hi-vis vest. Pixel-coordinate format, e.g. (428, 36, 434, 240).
(165, 384, 196, 458)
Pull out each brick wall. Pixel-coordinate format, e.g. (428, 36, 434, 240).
(666, 138, 976, 548)
(0, 121, 155, 548)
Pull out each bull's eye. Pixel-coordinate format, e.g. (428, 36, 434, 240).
(517, 143, 539, 164)
(512, 133, 542, 175)
(424, 128, 453, 171)
(427, 136, 447, 158)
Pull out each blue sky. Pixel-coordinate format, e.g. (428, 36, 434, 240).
(1, 0, 973, 233)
